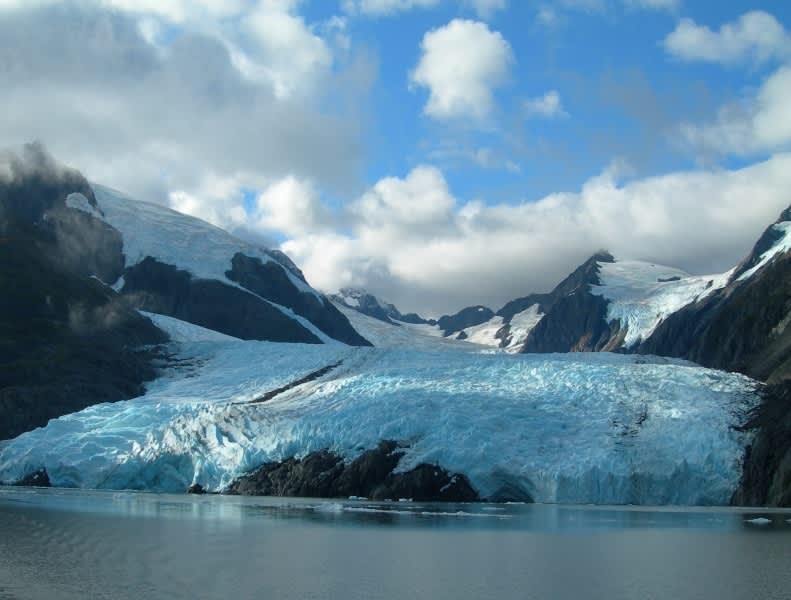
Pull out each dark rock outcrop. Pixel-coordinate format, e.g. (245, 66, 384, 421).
(187, 483, 206, 495)
(732, 383, 791, 507)
(520, 251, 620, 353)
(0, 144, 167, 441)
(226, 441, 481, 502)
(330, 288, 434, 327)
(227, 256, 370, 346)
(13, 468, 51, 487)
(121, 257, 322, 344)
(638, 219, 791, 384)
(437, 306, 494, 337)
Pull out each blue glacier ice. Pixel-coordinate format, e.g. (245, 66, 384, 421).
(0, 330, 759, 505)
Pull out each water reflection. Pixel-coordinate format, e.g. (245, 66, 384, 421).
(1, 487, 790, 600)
(2, 486, 790, 532)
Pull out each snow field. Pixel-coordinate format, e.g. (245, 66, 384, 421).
(593, 259, 733, 347)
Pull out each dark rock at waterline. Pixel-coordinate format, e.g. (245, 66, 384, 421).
(226, 440, 481, 502)
(187, 483, 206, 495)
(733, 383, 791, 507)
(13, 468, 50, 487)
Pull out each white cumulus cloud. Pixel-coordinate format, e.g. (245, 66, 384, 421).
(664, 11, 791, 66)
(254, 176, 332, 237)
(0, 1, 363, 236)
(278, 157, 791, 316)
(410, 19, 513, 121)
(681, 66, 791, 157)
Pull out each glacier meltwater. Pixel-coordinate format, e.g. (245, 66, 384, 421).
(0, 335, 759, 505)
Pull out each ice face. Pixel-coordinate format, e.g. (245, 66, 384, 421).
(0, 340, 758, 505)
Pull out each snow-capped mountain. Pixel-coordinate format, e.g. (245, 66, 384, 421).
(425, 251, 612, 352)
(2, 147, 790, 506)
(0, 146, 368, 439)
(329, 287, 433, 326)
(91, 185, 369, 347)
(498, 207, 791, 384)
(430, 208, 791, 384)
(636, 207, 791, 383)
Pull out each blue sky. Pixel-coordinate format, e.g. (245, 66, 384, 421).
(2, 1, 791, 313)
(329, 0, 791, 201)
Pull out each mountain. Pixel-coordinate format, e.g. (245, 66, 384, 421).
(2, 146, 790, 506)
(330, 287, 433, 326)
(0, 147, 167, 439)
(505, 208, 791, 384)
(427, 251, 613, 352)
(94, 185, 369, 347)
(635, 209, 791, 383)
(0, 145, 368, 440)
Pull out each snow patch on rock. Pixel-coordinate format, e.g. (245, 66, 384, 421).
(65, 192, 103, 220)
(738, 222, 791, 281)
(93, 185, 317, 298)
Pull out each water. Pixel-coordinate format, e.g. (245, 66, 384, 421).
(0, 488, 790, 600)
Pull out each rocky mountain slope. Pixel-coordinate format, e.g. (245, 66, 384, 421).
(0, 145, 368, 441)
(330, 288, 432, 326)
(0, 145, 167, 439)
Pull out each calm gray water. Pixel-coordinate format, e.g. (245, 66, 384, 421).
(0, 487, 790, 600)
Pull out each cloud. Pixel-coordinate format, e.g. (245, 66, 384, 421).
(664, 11, 791, 66)
(524, 91, 568, 119)
(279, 156, 791, 316)
(410, 19, 513, 121)
(535, 0, 677, 28)
(342, 0, 506, 19)
(231, 2, 334, 99)
(680, 66, 791, 157)
(254, 176, 332, 237)
(463, 0, 507, 19)
(342, 0, 441, 17)
(0, 2, 364, 235)
(353, 165, 456, 234)
(622, 0, 678, 10)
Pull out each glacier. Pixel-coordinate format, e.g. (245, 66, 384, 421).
(0, 324, 759, 505)
(593, 259, 733, 348)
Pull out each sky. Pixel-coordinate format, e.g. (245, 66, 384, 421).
(2, 0, 791, 315)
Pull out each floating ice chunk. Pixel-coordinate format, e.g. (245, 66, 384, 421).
(745, 517, 772, 525)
